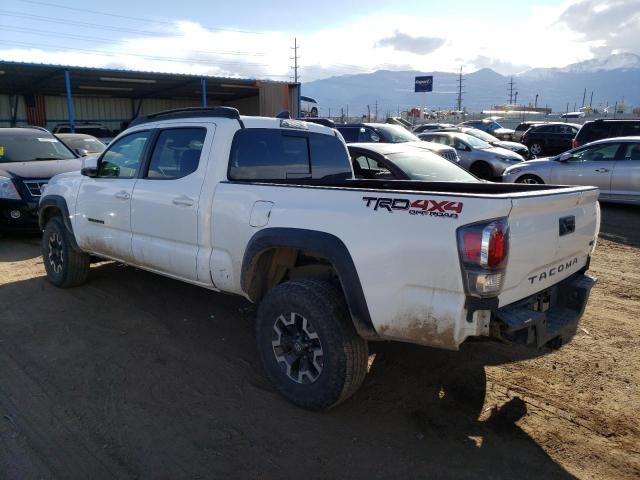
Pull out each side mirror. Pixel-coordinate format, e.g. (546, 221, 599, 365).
(370, 133, 380, 142)
(558, 152, 573, 162)
(75, 148, 89, 157)
(81, 156, 99, 177)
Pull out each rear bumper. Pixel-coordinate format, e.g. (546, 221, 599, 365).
(492, 272, 596, 349)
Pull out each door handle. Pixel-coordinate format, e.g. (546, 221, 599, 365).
(172, 195, 195, 207)
(594, 168, 609, 173)
(114, 190, 130, 200)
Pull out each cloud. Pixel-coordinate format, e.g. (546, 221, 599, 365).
(375, 32, 445, 55)
(557, 0, 640, 55)
(470, 55, 531, 75)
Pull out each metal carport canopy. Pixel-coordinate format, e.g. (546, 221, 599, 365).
(0, 60, 261, 100)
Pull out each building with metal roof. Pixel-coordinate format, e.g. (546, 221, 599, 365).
(0, 61, 299, 133)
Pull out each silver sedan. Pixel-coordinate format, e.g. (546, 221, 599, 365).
(418, 131, 524, 179)
(502, 137, 640, 205)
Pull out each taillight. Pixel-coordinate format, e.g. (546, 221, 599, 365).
(572, 139, 578, 149)
(457, 219, 509, 297)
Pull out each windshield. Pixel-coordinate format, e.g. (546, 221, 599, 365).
(0, 132, 76, 162)
(464, 128, 497, 143)
(387, 151, 478, 182)
(378, 125, 420, 143)
(460, 134, 492, 149)
(59, 136, 106, 154)
(486, 121, 503, 131)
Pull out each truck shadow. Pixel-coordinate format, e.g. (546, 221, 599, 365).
(0, 261, 574, 479)
(599, 203, 640, 247)
(0, 234, 42, 262)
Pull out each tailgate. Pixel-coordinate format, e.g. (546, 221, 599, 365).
(499, 187, 599, 307)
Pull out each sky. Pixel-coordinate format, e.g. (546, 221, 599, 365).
(0, 0, 639, 81)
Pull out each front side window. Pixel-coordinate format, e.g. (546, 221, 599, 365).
(619, 123, 640, 137)
(568, 143, 621, 162)
(147, 128, 206, 179)
(98, 131, 150, 178)
(352, 154, 393, 179)
(623, 143, 640, 160)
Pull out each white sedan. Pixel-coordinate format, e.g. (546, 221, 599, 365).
(502, 137, 640, 205)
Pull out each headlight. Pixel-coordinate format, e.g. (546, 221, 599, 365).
(505, 167, 525, 175)
(0, 176, 21, 200)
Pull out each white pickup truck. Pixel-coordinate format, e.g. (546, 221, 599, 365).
(39, 107, 599, 410)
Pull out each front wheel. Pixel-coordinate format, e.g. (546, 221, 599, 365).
(529, 143, 543, 156)
(256, 279, 368, 410)
(42, 216, 90, 288)
(516, 174, 544, 184)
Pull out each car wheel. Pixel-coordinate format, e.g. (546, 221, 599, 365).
(42, 216, 90, 288)
(469, 161, 494, 180)
(516, 174, 544, 184)
(310, 107, 318, 117)
(529, 143, 543, 156)
(256, 279, 368, 410)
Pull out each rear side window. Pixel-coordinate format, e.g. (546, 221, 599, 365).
(146, 128, 206, 179)
(229, 128, 351, 181)
(336, 127, 359, 143)
(534, 125, 554, 134)
(619, 122, 640, 137)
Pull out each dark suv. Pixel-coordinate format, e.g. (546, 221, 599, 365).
(573, 119, 640, 149)
(521, 123, 580, 156)
(0, 128, 80, 231)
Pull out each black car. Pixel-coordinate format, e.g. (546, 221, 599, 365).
(412, 123, 454, 134)
(573, 119, 640, 149)
(513, 121, 545, 141)
(347, 143, 478, 182)
(0, 128, 81, 232)
(335, 123, 421, 144)
(520, 123, 580, 156)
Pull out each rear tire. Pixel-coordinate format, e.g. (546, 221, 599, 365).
(469, 161, 494, 180)
(310, 107, 318, 117)
(256, 279, 368, 410)
(516, 174, 544, 184)
(42, 216, 90, 288)
(529, 143, 543, 156)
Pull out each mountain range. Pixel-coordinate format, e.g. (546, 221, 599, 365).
(302, 53, 640, 116)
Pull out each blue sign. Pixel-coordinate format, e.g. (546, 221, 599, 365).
(414, 76, 433, 93)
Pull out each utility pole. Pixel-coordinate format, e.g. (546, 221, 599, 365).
(375, 100, 378, 121)
(367, 104, 371, 122)
(589, 91, 594, 107)
(456, 65, 464, 111)
(581, 88, 586, 108)
(534, 94, 539, 108)
(508, 77, 515, 104)
(290, 37, 299, 84)
(514, 91, 519, 105)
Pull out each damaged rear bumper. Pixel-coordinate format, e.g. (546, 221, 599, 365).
(492, 272, 597, 349)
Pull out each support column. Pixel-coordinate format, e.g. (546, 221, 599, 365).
(64, 69, 75, 133)
(201, 78, 207, 107)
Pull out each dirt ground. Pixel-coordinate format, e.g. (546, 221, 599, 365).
(0, 204, 639, 480)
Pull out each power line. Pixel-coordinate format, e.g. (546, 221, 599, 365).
(0, 25, 266, 56)
(15, 0, 268, 34)
(0, 40, 290, 75)
(0, 10, 266, 39)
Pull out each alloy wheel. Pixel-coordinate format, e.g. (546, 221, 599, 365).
(271, 312, 324, 384)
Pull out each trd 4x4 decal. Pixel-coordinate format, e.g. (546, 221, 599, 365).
(362, 197, 463, 219)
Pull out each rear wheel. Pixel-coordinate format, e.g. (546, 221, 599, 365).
(516, 174, 544, 184)
(256, 279, 368, 410)
(310, 107, 318, 117)
(42, 216, 90, 288)
(469, 161, 494, 180)
(529, 143, 543, 156)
